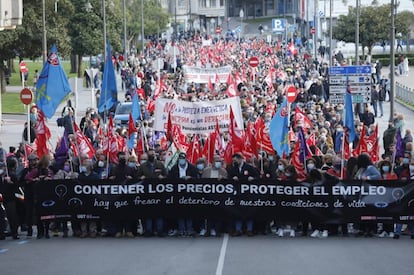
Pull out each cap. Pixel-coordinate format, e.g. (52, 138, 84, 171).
(178, 152, 187, 159)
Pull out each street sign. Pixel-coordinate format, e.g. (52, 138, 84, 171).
(329, 65, 372, 104)
(19, 61, 27, 73)
(272, 18, 286, 33)
(215, 26, 222, 34)
(248, 56, 259, 67)
(20, 88, 33, 105)
(286, 86, 297, 103)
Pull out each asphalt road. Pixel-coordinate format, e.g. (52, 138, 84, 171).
(0, 234, 413, 275)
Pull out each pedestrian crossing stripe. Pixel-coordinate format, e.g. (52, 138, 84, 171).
(0, 248, 9, 254)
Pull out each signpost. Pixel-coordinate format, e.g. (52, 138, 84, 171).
(249, 56, 259, 83)
(20, 88, 33, 144)
(19, 60, 27, 88)
(286, 86, 297, 103)
(328, 65, 372, 104)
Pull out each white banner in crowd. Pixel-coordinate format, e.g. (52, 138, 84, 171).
(153, 97, 244, 134)
(182, 65, 232, 84)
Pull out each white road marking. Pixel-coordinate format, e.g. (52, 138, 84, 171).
(215, 233, 229, 275)
(0, 248, 9, 254)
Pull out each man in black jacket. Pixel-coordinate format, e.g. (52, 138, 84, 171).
(227, 153, 260, 236)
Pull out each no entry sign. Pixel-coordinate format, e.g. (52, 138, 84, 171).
(20, 88, 33, 105)
(248, 56, 259, 67)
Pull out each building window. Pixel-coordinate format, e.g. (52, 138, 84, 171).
(178, 0, 185, 8)
(220, 0, 224, 7)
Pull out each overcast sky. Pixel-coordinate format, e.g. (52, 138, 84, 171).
(350, 0, 413, 11)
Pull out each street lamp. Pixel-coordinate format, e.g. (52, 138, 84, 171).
(239, 9, 244, 41)
(210, 18, 215, 35)
(42, 0, 47, 63)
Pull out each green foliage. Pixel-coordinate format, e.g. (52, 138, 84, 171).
(1, 92, 26, 114)
(333, 4, 414, 54)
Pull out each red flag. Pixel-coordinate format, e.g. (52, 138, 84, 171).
(364, 124, 379, 162)
(128, 113, 137, 136)
(135, 129, 145, 158)
(243, 122, 257, 159)
(294, 107, 314, 129)
(147, 98, 155, 114)
(73, 122, 96, 159)
(214, 73, 220, 90)
(229, 107, 244, 153)
(166, 111, 173, 142)
(208, 76, 213, 92)
(22, 144, 34, 168)
(171, 124, 189, 152)
(306, 133, 323, 156)
(187, 135, 201, 164)
(291, 127, 308, 180)
(103, 116, 118, 163)
(154, 79, 167, 99)
(264, 69, 274, 94)
(225, 74, 238, 97)
(254, 117, 274, 154)
(34, 109, 51, 158)
(234, 70, 243, 86)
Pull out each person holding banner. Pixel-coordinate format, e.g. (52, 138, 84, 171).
(168, 152, 198, 237)
(227, 153, 260, 237)
(137, 150, 168, 237)
(0, 159, 20, 240)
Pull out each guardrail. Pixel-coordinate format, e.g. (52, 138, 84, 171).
(396, 82, 414, 106)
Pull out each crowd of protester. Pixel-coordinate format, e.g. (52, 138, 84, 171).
(1, 33, 414, 240)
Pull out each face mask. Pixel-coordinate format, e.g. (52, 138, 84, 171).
(196, 164, 204, 170)
(268, 156, 274, 161)
(119, 158, 127, 165)
(0, 169, 3, 175)
(148, 155, 155, 162)
(80, 166, 87, 173)
(278, 165, 285, 171)
(128, 162, 136, 168)
(307, 163, 315, 170)
(403, 158, 410, 165)
(285, 172, 292, 177)
(382, 166, 390, 173)
(326, 162, 332, 166)
(178, 159, 186, 166)
(140, 160, 147, 165)
(63, 165, 70, 172)
(214, 162, 222, 169)
(233, 161, 239, 168)
(98, 161, 105, 168)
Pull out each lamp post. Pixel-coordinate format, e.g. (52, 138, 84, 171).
(123, 0, 127, 61)
(239, 9, 244, 41)
(141, 0, 144, 52)
(355, 0, 360, 65)
(42, 0, 47, 63)
(389, 0, 396, 123)
(102, 0, 107, 58)
(210, 18, 215, 36)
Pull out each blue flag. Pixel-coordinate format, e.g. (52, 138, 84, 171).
(345, 77, 355, 143)
(269, 98, 290, 156)
(99, 40, 118, 113)
(131, 94, 141, 121)
(35, 44, 71, 118)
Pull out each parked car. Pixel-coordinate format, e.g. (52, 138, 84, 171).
(113, 102, 132, 127)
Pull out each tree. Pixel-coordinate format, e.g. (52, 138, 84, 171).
(68, 0, 122, 77)
(333, 4, 413, 57)
(126, 0, 170, 52)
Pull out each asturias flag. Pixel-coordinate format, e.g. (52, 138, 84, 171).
(345, 77, 356, 143)
(99, 40, 118, 113)
(269, 98, 290, 157)
(35, 44, 71, 118)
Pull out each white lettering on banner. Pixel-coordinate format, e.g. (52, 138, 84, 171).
(240, 184, 310, 195)
(332, 185, 386, 196)
(182, 65, 231, 83)
(177, 183, 234, 194)
(154, 97, 243, 134)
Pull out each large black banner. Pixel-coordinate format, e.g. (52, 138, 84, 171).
(34, 178, 414, 223)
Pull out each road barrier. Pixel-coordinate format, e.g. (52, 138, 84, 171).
(396, 82, 414, 106)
